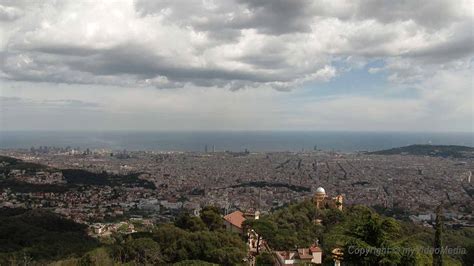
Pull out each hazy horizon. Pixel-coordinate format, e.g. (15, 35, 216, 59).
(1, 131, 473, 152)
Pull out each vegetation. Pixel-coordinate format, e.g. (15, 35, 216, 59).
(244, 200, 323, 251)
(433, 205, 443, 266)
(0, 179, 69, 193)
(255, 252, 275, 265)
(0, 155, 49, 175)
(0, 208, 99, 264)
(231, 181, 310, 192)
(369, 144, 474, 158)
(0, 207, 246, 265)
(0, 155, 155, 192)
(1, 192, 472, 265)
(245, 200, 472, 265)
(109, 208, 246, 265)
(62, 169, 155, 189)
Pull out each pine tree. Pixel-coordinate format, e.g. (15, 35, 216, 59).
(433, 204, 443, 266)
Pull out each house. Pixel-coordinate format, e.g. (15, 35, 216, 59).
(275, 251, 298, 265)
(223, 210, 246, 235)
(274, 245, 323, 265)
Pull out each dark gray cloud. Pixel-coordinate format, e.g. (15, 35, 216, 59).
(405, 23, 474, 64)
(135, 0, 315, 36)
(234, 0, 315, 35)
(2, 44, 285, 87)
(353, 0, 465, 28)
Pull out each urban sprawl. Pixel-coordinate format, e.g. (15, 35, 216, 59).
(0, 146, 472, 237)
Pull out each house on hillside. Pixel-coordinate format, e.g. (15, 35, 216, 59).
(223, 210, 246, 235)
(274, 245, 323, 265)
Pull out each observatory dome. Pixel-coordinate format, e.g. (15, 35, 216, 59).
(316, 187, 326, 194)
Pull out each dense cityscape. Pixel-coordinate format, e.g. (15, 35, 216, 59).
(1, 146, 473, 232)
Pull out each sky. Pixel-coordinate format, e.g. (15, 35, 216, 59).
(0, 0, 472, 132)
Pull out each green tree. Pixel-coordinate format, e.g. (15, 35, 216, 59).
(175, 213, 207, 232)
(79, 248, 114, 266)
(244, 219, 277, 254)
(255, 252, 275, 266)
(340, 206, 402, 265)
(209, 247, 246, 265)
(116, 237, 162, 264)
(200, 206, 223, 231)
(173, 260, 217, 265)
(462, 244, 474, 266)
(323, 208, 345, 226)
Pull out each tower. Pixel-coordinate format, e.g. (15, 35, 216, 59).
(334, 195, 343, 211)
(314, 187, 326, 209)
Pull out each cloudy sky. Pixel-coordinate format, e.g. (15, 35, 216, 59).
(0, 0, 472, 131)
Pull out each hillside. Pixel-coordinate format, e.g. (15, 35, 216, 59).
(244, 200, 473, 265)
(0, 155, 156, 191)
(0, 202, 473, 265)
(0, 208, 99, 264)
(0, 207, 246, 265)
(368, 144, 474, 158)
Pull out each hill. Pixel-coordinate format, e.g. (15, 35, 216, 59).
(1, 202, 473, 265)
(245, 200, 473, 265)
(61, 169, 155, 189)
(0, 208, 98, 264)
(368, 144, 474, 158)
(0, 207, 246, 265)
(0, 155, 50, 175)
(0, 155, 156, 191)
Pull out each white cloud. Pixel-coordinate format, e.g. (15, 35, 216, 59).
(1, 0, 471, 90)
(0, 0, 472, 131)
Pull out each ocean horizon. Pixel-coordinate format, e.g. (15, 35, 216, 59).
(0, 130, 472, 152)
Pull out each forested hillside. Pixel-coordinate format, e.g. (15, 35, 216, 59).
(0, 201, 472, 265)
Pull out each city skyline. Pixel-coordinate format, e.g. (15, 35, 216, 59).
(1, 0, 473, 132)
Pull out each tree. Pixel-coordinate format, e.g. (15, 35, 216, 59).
(244, 219, 277, 254)
(200, 206, 223, 231)
(173, 260, 217, 265)
(175, 213, 207, 232)
(255, 252, 275, 266)
(433, 205, 443, 266)
(323, 208, 345, 226)
(341, 206, 402, 265)
(462, 244, 474, 266)
(79, 248, 114, 266)
(118, 237, 162, 264)
(209, 247, 246, 265)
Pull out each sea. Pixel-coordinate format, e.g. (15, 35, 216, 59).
(0, 131, 472, 153)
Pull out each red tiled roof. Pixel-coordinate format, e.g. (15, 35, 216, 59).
(297, 248, 313, 259)
(223, 210, 246, 229)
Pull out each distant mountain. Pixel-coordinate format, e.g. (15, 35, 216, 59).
(368, 144, 474, 158)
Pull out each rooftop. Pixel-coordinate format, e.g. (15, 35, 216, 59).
(223, 210, 246, 229)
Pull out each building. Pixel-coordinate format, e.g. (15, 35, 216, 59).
(224, 210, 260, 236)
(313, 187, 343, 211)
(274, 244, 323, 265)
(223, 210, 246, 235)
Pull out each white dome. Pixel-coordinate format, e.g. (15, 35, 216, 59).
(316, 187, 326, 194)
